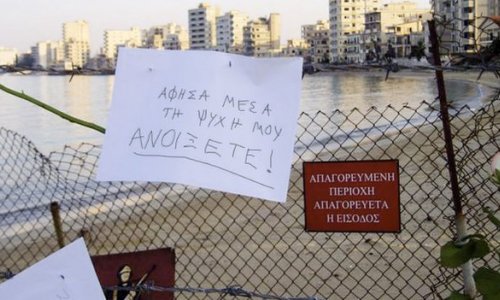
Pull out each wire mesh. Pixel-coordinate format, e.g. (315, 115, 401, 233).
(1, 94, 498, 299)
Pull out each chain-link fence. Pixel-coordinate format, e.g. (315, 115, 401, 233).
(1, 13, 500, 300)
(1, 91, 499, 299)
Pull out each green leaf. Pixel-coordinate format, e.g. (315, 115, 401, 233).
(474, 267, 500, 299)
(492, 169, 500, 185)
(445, 291, 471, 300)
(470, 238, 490, 259)
(483, 207, 500, 229)
(440, 238, 490, 268)
(441, 241, 471, 268)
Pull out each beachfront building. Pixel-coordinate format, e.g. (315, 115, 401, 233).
(0, 47, 18, 66)
(243, 13, 281, 57)
(361, 2, 429, 62)
(216, 11, 248, 53)
(432, 0, 500, 53)
(345, 34, 363, 63)
(63, 20, 90, 68)
(31, 41, 64, 70)
(103, 27, 142, 64)
(385, 16, 431, 59)
(144, 24, 189, 50)
(302, 20, 330, 63)
(328, 0, 380, 63)
(282, 39, 310, 58)
(188, 3, 220, 50)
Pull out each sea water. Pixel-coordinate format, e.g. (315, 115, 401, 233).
(0, 70, 493, 154)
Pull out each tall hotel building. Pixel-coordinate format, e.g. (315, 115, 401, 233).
(188, 3, 220, 50)
(328, 0, 379, 62)
(63, 20, 90, 68)
(216, 11, 249, 53)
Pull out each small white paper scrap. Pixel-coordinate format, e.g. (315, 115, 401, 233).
(0, 238, 105, 300)
(97, 48, 303, 202)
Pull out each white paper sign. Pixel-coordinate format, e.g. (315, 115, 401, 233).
(97, 49, 302, 202)
(0, 238, 105, 300)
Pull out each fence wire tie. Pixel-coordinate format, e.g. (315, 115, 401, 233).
(223, 286, 253, 298)
(0, 270, 14, 279)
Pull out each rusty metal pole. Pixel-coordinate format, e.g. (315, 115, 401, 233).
(428, 20, 476, 297)
(50, 201, 65, 249)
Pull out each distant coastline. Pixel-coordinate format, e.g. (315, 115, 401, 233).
(0, 67, 115, 76)
(2, 60, 499, 93)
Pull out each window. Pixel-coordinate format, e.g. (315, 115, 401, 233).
(463, 32, 474, 39)
(463, 7, 473, 13)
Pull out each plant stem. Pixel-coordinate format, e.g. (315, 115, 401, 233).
(0, 83, 105, 134)
(456, 213, 476, 296)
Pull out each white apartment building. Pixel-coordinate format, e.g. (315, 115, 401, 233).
(329, 0, 380, 63)
(31, 41, 64, 69)
(144, 24, 188, 50)
(163, 24, 189, 50)
(362, 2, 429, 61)
(0, 47, 18, 66)
(188, 3, 220, 50)
(104, 27, 142, 62)
(433, 0, 500, 53)
(63, 20, 90, 68)
(282, 39, 310, 57)
(302, 20, 330, 63)
(164, 32, 189, 50)
(216, 11, 249, 53)
(243, 13, 281, 57)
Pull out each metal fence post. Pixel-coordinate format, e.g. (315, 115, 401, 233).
(428, 20, 476, 297)
(50, 201, 65, 249)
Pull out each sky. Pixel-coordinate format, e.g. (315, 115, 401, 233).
(1, 0, 430, 55)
